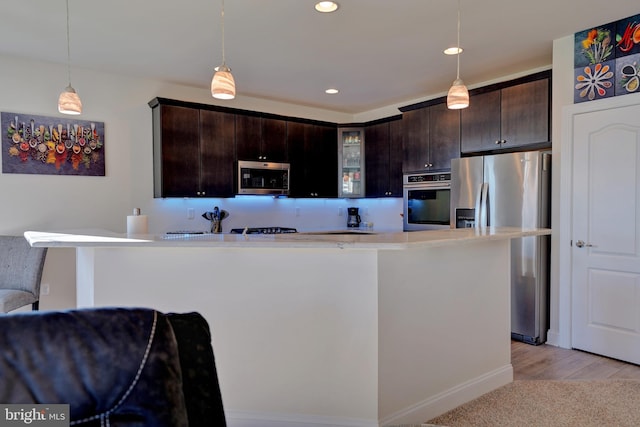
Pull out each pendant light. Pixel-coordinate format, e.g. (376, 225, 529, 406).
(58, 0, 82, 115)
(447, 0, 469, 110)
(211, 0, 236, 100)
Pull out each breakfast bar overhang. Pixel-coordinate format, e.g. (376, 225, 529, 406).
(25, 227, 550, 427)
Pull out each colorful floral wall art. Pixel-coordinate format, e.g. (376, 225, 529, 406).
(574, 13, 640, 103)
(2, 112, 105, 176)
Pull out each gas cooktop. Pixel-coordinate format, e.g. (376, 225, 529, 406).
(229, 227, 298, 235)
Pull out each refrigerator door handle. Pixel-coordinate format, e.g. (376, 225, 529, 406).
(479, 183, 489, 228)
(474, 183, 483, 227)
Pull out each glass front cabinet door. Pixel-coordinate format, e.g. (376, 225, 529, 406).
(338, 127, 365, 197)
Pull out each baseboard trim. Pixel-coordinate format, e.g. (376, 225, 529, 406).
(546, 329, 568, 348)
(379, 364, 514, 426)
(225, 410, 378, 427)
(225, 365, 513, 427)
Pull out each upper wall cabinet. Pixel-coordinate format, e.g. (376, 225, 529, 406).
(288, 121, 338, 198)
(151, 104, 199, 198)
(338, 127, 365, 198)
(236, 115, 287, 162)
(364, 118, 403, 197)
(401, 101, 460, 173)
(150, 98, 334, 198)
(150, 100, 235, 198)
(200, 109, 236, 196)
(461, 72, 551, 154)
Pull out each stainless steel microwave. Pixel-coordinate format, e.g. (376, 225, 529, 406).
(237, 160, 290, 196)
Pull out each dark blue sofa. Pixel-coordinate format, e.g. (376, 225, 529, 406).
(0, 307, 226, 426)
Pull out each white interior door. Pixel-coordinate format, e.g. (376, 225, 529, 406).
(571, 103, 640, 365)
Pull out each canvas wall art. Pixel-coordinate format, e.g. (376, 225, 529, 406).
(2, 112, 105, 176)
(574, 13, 640, 103)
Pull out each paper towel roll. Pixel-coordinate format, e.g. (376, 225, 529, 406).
(127, 214, 148, 235)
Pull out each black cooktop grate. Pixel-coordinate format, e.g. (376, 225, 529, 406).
(229, 227, 297, 234)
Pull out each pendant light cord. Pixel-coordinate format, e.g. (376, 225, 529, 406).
(220, 0, 226, 66)
(456, 0, 461, 80)
(65, 0, 72, 87)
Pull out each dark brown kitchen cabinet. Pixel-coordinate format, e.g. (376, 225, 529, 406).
(402, 108, 429, 173)
(402, 102, 460, 173)
(428, 102, 461, 170)
(461, 74, 550, 153)
(288, 121, 337, 198)
(150, 102, 235, 198)
(365, 118, 403, 197)
(261, 117, 287, 161)
(199, 109, 235, 197)
(389, 119, 403, 194)
(236, 115, 287, 162)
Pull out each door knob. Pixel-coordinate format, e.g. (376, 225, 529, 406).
(575, 240, 593, 248)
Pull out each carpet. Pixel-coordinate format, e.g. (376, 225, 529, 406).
(426, 379, 640, 427)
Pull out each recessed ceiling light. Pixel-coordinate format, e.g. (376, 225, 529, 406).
(315, 2, 339, 13)
(325, 88, 339, 94)
(444, 47, 463, 55)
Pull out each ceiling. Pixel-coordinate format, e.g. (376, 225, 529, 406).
(1, 1, 638, 114)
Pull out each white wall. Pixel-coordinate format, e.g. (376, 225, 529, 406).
(547, 35, 575, 346)
(0, 54, 404, 310)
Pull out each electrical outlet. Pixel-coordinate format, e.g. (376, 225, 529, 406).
(295, 207, 301, 217)
(41, 283, 50, 295)
(187, 208, 195, 219)
(338, 207, 344, 216)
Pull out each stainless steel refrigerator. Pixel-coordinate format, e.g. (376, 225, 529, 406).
(450, 151, 551, 345)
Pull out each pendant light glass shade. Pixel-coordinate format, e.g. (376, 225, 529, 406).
(211, 0, 235, 100)
(212, 65, 236, 99)
(59, 0, 82, 115)
(58, 85, 82, 115)
(447, 0, 469, 110)
(447, 78, 469, 109)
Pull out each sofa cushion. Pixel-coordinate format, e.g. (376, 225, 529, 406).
(0, 307, 189, 426)
(167, 312, 226, 427)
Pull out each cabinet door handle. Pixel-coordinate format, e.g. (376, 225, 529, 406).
(495, 140, 501, 145)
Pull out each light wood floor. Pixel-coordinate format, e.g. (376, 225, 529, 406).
(511, 340, 640, 380)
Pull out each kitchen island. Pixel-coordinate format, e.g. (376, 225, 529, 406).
(25, 227, 550, 427)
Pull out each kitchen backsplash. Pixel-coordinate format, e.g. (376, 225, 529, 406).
(147, 197, 404, 234)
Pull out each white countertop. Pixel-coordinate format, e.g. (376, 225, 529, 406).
(24, 227, 551, 250)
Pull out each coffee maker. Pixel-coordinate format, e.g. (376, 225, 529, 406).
(347, 207, 361, 228)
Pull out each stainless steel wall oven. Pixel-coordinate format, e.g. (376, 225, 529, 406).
(403, 171, 451, 231)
